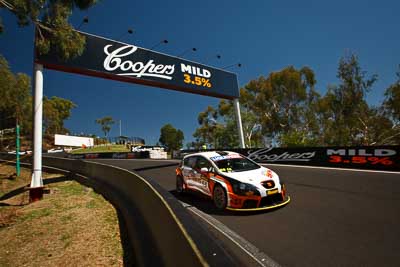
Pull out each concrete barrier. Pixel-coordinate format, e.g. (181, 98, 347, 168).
(0, 154, 242, 266)
(44, 157, 207, 266)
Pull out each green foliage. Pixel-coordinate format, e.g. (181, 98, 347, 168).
(383, 66, 400, 123)
(95, 116, 115, 138)
(43, 96, 76, 135)
(280, 131, 320, 147)
(193, 65, 320, 148)
(1, 0, 98, 60)
(0, 54, 31, 133)
(319, 54, 378, 145)
(251, 66, 319, 144)
(193, 53, 398, 147)
(193, 106, 219, 147)
(0, 54, 77, 145)
(359, 107, 397, 145)
(159, 124, 184, 151)
(381, 66, 400, 144)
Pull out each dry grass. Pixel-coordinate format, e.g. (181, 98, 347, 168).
(0, 164, 123, 267)
(70, 145, 130, 154)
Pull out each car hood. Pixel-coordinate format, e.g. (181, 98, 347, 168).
(219, 166, 279, 185)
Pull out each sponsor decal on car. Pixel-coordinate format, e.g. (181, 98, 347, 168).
(210, 154, 242, 162)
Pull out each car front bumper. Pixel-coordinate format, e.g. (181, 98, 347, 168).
(226, 195, 291, 211)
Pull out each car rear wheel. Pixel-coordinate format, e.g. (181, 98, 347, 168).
(213, 184, 227, 210)
(176, 176, 185, 194)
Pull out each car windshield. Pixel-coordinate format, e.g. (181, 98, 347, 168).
(211, 155, 260, 172)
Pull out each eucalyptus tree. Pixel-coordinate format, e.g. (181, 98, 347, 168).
(1, 0, 98, 59)
(319, 53, 377, 145)
(95, 116, 115, 138)
(159, 124, 184, 151)
(0, 54, 31, 133)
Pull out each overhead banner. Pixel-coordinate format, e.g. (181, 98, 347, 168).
(179, 146, 400, 171)
(35, 31, 239, 99)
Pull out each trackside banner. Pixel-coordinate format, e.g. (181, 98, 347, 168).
(67, 151, 149, 160)
(35, 31, 239, 99)
(180, 146, 400, 171)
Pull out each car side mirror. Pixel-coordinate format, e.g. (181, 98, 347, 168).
(200, 167, 209, 173)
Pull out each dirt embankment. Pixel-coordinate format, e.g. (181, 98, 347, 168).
(0, 164, 123, 267)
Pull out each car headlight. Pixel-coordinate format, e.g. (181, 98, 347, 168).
(229, 179, 260, 196)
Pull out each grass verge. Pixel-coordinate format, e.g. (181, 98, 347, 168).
(70, 145, 130, 154)
(0, 164, 123, 267)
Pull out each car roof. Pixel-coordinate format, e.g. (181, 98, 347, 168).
(183, 151, 240, 160)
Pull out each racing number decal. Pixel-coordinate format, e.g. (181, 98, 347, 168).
(199, 173, 208, 188)
(193, 172, 208, 189)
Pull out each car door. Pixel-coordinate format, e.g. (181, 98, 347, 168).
(192, 156, 212, 196)
(182, 156, 197, 187)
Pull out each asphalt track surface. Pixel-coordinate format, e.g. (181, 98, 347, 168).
(89, 159, 400, 267)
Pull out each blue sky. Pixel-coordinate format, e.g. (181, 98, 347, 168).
(1, 0, 399, 145)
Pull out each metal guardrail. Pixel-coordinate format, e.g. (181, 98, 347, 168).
(0, 154, 242, 267)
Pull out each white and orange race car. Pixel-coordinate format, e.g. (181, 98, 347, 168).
(176, 151, 290, 211)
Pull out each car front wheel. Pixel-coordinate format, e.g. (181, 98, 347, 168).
(213, 184, 227, 210)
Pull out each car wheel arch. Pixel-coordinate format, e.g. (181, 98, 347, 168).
(212, 183, 230, 210)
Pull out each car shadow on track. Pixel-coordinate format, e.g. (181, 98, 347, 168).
(169, 189, 285, 217)
(132, 163, 179, 172)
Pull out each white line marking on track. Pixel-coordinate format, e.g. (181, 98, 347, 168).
(182, 203, 281, 267)
(262, 163, 400, 174)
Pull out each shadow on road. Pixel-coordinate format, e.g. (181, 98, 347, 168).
(169, 189, 285, 217)
(0, 175, 73, 202)
(132, 162, 179, 172)
(132, 161, 286, 216)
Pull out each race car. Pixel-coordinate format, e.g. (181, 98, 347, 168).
(175, 151, 290, 211)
